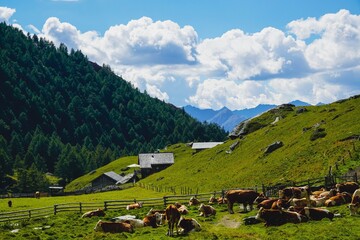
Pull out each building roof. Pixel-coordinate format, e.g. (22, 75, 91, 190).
(191, 142, 224, 150)
(116, 173, 136, 185)
(138, 153, 174, 168)
(103, 171, 123, 182)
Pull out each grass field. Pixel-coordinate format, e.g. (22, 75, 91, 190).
(1, 192, 360, 239)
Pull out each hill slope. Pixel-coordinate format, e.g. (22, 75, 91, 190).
(0, 23, 226, 190)
(139, 95, 360, 192)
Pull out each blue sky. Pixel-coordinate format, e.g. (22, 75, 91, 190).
(1, 1, 360, 110)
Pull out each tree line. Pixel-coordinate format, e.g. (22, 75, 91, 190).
(0, 23, 227, 193)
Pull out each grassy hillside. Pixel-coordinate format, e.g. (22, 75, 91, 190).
(67, 95, 360, 193)
(65, 156, 138, 192)
(139, 95, 360, 192)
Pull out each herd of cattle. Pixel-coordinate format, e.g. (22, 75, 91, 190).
(81, 181, 360, 235)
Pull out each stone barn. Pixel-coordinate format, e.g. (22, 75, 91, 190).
(138, 153, 174, 178)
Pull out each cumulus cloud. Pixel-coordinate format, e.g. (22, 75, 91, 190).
(36, 10, 360, 110)
(0, 6, 16, 22)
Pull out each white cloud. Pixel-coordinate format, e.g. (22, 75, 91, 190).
(36, 10, 360, 110)
(288, 9, 360, 70)
(0, 6, 16, 22)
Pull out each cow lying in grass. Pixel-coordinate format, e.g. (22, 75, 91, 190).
(126, 202, 143, 210)
(178, 217, 201, 234)
(198, 203, 216, 217)
(81, 209, 105, 218)
(94, 220, 133, 233)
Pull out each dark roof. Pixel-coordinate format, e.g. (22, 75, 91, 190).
(138, 153, 174, 168)
(191, 142, 223, 150)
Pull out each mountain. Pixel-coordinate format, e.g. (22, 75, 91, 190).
(0, 23, 227, 191)
(184, 101, 312, 132)
(184, 104, 277, 131)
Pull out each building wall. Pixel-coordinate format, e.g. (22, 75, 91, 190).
(92, 175, 116, 188)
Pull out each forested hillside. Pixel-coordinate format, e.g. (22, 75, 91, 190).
(0, 23, 227, 192)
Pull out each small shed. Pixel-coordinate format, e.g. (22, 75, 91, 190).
(191, 142, 224, 153)
(91, 171, 123, 189)
(138, 153, 174, 178)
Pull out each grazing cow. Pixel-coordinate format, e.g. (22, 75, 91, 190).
(189, 196, 200, 206)
(325, 192, 352, 207)
(279, 186, 310, 200)
(348, 189, 360, 216)
(336, 182, 359, 194)
(94, 220, 134, 233)
(34, 191, 40, 199)
(143, 212, 163, 228)
(178, 217, 201, 234)
(296, 207, 334, 221)
(257, 199, 278, 209)
(225, 189, 259, 214)
(255, 207, 306, 226)
(81, 208, 106, 218)
(198, 203, 216, 217)
(166, 204, 181, 236)
(126, 202, 143, 210)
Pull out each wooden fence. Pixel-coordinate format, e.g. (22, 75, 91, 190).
(0, 206, 53, 223)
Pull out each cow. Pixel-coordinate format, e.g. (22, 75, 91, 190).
(225, 189, 259, 214)
(143, 212, 163, 228)
(292, 207, 334, 221)
(209, 195, 217, 204)
(257, 199, 278, 209)
(325, 192, 352, 207)
(317, 188, 337, 199)
(8, 200, 12, 207)
(126, 202, 143, 210)
(177, 217, 201, 234)
(336, 182, 359, 194)
(189, 196, 200, 206)
(255, 207, 306, 226)
(271, 198, 291, 210)
(243, 216, 262, 225)
(348, 189, 360, 216)
(165, 204, 181, 236)
(111, 215, 145, 228)
(34, 191, 40, 199)
(81, 208, 106, 218)
(198, 203, 216, 217)
(94, 220, 134, 233)
(147, 208, 166, 215)
(254, 193, 269, 204)
(217, 197, 228, 204)
(279, 186, 310, 200)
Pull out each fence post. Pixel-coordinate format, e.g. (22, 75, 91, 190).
(79, 202, 82, 213)
(104, 201, 108, 211)
(54, 204, 57, 215)
(28, 210, 31, 219)
(163, 196, 167, 207)
(355, 172, 358, 183)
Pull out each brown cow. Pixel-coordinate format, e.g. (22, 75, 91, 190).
(291, 207, 334, 221)
(165, 204, 181, 236)
(94, 220, 133, 233)
(279, 186, 310, 200)
(325, 192, 352, 207)
(81, 208, 106, 218)
(257, 199, 278, 209)
(189, 196, 200, 206)
(126, 202, 143, 210)
(348, 189, 360, 216)
(143, 212, 163, 228)
(271, 199, 291, 210)
(198, 203, 216, 217)
(178, 217, 201, 234)
(226, 190, 259, 214)
(336, 182, 359, 194)
(255, 207, 306, 226)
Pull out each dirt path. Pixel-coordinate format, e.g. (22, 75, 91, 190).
(216, 216, 241, 228)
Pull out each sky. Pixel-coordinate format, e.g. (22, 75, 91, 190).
(1, 0, 360, 110)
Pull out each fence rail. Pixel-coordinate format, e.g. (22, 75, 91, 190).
(0, 206, 53, 223)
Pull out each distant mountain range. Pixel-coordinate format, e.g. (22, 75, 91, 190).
(184, 100, 312, 132)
